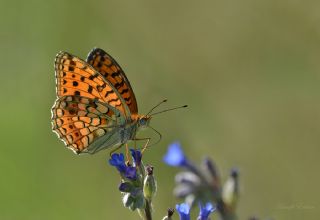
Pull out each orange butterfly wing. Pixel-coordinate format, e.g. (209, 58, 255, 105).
(52, 96, 120, 154)
(55, 51, 127, 114)
(86, 48, 138, 115)
(52, 51, 130, 154)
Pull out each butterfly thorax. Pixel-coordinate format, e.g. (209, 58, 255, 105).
(106, 115, 150, 148)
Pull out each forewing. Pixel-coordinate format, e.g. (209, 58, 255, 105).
(51, 96, 123, 154)
(55, 51, 128, 115)
(86, 48, 138, 114)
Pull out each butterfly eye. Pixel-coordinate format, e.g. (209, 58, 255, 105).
(139, 118, 147, 126)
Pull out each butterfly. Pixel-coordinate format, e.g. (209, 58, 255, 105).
(51, 48, 153, 154)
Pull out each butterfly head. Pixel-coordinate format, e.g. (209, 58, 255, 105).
(138, 115, 151, 128)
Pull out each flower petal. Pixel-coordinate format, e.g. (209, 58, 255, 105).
(176, 203, 190, 220)
(198, 202, 216, 220)
(163, 142, 187, 167)
(108, 153, 126, 173)
(130, 149, 142, 166)
(125, 166, 137, 180)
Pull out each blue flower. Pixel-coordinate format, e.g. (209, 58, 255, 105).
(108, 153, 137, 180)
(176, 203, 190, 220)
(163, 142, 188, 167)
(125, 166, 137, 180)
(130, 149, 142, 166)
(198, 202, 216, 220)
(118, 182, 133, 192)
(108, 153, 126, 173)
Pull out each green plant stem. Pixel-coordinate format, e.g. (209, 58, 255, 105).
(145, 200, 152, 220)
(217, 199, 237, 220)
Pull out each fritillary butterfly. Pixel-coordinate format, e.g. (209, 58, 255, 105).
(51, 48, 151, 154)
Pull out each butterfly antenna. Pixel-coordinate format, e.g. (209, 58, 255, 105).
(150, 105, 188, 116)
(146, 99, 168, 116)
(148, 125, 162, 147)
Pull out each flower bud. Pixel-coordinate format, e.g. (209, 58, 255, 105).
(119, 182, 134, 193)
(222, 168, 239, 210)
(143, 166, 157, 201)
(162, 208, 175, 220)
(202, 157, 220, 186)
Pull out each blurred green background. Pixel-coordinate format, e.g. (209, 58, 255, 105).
(0, 0, 319, 219)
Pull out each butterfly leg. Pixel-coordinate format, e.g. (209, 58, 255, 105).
(132, 137, 151, 154)
(125, 143, 132, 164)
(141, 138, 151, 154)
